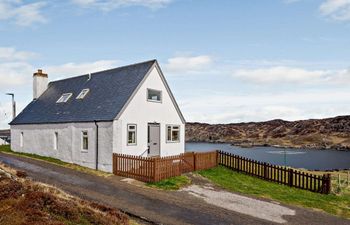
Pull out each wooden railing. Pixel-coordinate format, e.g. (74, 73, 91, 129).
(218, 151, 332, 194)
(113, 151, 218, 182)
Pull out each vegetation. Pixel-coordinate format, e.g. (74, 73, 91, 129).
(0, 163, 129, 225)
(147, 176, 191, 190)
(0, 145, 111, 177)
(197, 166, 350, 219)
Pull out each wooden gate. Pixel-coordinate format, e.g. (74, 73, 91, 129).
(181, 152, 195, 173)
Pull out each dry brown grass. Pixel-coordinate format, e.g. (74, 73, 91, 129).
(0, 163, 129, 225)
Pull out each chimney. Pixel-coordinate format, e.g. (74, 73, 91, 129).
(33, 69, 48, 100)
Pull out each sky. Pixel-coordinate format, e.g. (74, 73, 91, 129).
(0, 0, 350, 128)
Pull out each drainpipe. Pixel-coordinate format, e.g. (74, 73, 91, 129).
(94, 120, 99, 170)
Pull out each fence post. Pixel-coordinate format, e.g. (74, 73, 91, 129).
(193, 152, 196, 171)
(322, 173, 331, 194)
(153, 158, 159, 182)
(215, 150, 219, 167)
(263, 162, 267, 179)
(114, 154, 117, 175)
(288, 168, 294, 187)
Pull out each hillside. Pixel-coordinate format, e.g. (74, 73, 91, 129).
(186, 115, 350, 150)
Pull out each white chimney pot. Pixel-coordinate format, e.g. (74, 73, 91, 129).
(33, 69, 48, 100)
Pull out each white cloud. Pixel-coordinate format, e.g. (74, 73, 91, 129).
(0, 62, 34, 89)
(181, 90, 350, 123)
(164, 55, 213, 74)
(71, 0, 172, 11)
(0, 47, 37, 61)
(320, 0, 350, 21)
(46, 60, 120, 80)
(0, 1, 47, 26)
(232, 66, 350, 85)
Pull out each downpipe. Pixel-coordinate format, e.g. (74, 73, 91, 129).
(94, 120, 99, 170)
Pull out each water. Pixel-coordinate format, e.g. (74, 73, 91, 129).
(186, 142, 350, 170)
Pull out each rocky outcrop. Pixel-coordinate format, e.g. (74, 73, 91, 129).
(185, 115, 350, 150)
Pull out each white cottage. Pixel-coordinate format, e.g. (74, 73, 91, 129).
(10, 60, 186, 172)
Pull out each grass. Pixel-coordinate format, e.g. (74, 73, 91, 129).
(147, 175, 191, 190)
(0, 145, 111, 177)
(197, 166, 350, 219)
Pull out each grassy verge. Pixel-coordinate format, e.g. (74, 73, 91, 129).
(197, 166, 350, 219)
(0, 145, 111, 177)
(147, 175, 191, 190)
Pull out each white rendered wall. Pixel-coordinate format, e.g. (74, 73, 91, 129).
(115, 66, 185, 157)
(33, 76, 48, 99)
(11, 122, 113, 172)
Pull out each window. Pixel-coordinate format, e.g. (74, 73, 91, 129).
(166, 125, 180, 142)
(147, 89, 161, 102)
(54, 132, 58, 150)
(127, 124, 137, 145)
(76, 89, 90, 99)
(82, 131, 88, 151)
(57, 93, 72, 103)
(20, 132, 23, 147)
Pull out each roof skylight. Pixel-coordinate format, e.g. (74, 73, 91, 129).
(56, 93, 72, 103)
(76, 89, 90, 99)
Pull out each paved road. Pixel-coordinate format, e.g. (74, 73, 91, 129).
(0, 152, 349, 225)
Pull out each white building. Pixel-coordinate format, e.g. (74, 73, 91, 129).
(10, 60, 186, 172)
(0, 130, 10, 145)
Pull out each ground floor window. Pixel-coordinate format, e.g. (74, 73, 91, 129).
(127, 124, 137, 145)
(20, 132, 23, 147)
(166, 125, 180, 142)
(82, 131, 88, 151)
(54, 132, 58, 150)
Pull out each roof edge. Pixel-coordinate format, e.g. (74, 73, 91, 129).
(49, 59, 157, 85)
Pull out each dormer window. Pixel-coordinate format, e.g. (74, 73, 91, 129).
(76, 89, 90, 99)
(147, 89, 161, 102)
(56, 93, 72, 103)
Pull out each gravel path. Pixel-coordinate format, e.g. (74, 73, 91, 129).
(182, 184, 295, 223)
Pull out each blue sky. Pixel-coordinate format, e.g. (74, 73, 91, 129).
(0, 0, 350, 128)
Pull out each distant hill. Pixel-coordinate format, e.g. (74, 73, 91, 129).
(185, 116, 350, 150)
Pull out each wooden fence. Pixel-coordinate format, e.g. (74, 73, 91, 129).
(113, 151, 218, 182)
(218, 151, 332, 194)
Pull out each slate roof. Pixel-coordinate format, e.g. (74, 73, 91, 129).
(10, 60, 156, 125)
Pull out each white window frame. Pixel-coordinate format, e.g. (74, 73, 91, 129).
(81, 131, 89, 152)
(20, 132, 23, 147)
(166, 125, 180, 143)
(54, 132, 58, 150)
(147, 88, 162, 103)
(127, 124, 137, 146)
(57, 93, 73, 103)
(76, 88, 90, 99)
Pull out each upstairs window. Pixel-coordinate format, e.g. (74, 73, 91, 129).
(167, 125, 180, 142)
(147, 89, 161, 102)
(57, 93, 72, 103)
(127, 124, 137, 145)
(82, 131, 88, 151)
(76, 89, 90, 99)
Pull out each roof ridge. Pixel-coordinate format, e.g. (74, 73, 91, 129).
(49, 59, 157, 84)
